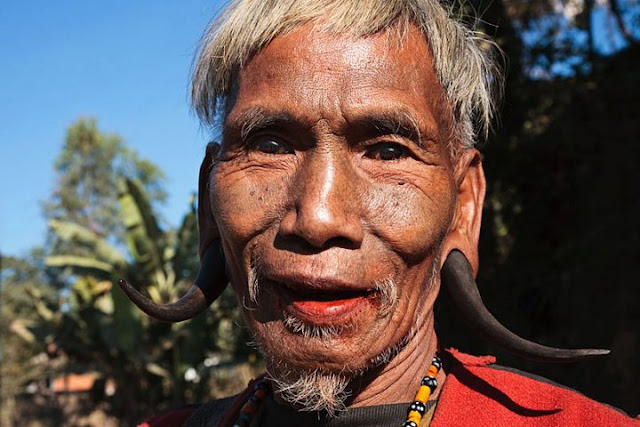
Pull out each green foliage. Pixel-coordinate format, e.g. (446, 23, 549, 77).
(42, 118, 167, 248)
(0, 252, 59, 425)
(6, 177, 255, 423)
(4, 120, 256, 424)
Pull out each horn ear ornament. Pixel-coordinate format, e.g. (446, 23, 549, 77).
(441, 250, 610, 363)
(118, 240, 227, 322)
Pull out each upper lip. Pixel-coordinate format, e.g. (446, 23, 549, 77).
(262, 271, 371, 294)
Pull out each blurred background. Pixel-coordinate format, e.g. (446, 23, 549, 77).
(1, 0, 638, 425)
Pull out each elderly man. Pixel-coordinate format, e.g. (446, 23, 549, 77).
(122, 0, 639, 425)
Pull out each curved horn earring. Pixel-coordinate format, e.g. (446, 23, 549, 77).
(118, 240, 227, 322)
(441, 250, 609, 363)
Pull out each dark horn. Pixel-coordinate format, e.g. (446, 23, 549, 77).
(441, 250, 609, 363)
(118, 240, 227, 322)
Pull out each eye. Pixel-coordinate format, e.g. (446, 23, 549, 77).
(365, 142, 408, 161)
(251, 137, 294, 155)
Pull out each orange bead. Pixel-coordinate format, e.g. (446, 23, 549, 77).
(415, 385, 432, 402)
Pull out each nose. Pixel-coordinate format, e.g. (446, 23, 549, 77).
(278, 149, 364, 250)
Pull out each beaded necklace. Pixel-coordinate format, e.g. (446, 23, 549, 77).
(402, 354, 442, 426)
(232, 354, 442, 427)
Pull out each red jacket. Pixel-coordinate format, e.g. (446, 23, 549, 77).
(142, 349, 639, 426)
(431, 349, 638, 426)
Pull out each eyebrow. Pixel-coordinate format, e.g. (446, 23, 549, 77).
(360, 111, 420, 140)
(226, 107, 298, 141)
(225, 107, 437, 149)
(348, 109, 437, 149)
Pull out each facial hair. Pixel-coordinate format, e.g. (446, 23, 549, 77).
(245, 258, 438, 416)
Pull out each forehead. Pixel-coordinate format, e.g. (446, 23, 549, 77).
(227, 24, 449, 138)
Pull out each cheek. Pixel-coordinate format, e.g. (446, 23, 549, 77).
(366, 176, 455, 261)
(210, 164, 290, 250)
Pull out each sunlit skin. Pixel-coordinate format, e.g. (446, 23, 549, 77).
(202, 24, 486, 407)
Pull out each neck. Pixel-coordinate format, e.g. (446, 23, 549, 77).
(347, 311, 443, 408)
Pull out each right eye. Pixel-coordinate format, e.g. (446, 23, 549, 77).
(251, 137, 294, 155)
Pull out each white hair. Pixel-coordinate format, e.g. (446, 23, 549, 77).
(268, 369, 350, 416)
(247, 260, 439, 415)
(191, 0, 503, 150)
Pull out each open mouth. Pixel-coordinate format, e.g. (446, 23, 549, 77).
(275, 284, 380, 325)
(286, 287, 377, 302)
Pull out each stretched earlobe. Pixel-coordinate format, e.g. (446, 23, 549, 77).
(440, 149, 485, 275)
(199, 141, 221, 259)
(441, 250, 610, 362)
(120, 142, 228, 322)
(119, 240, 228, 322)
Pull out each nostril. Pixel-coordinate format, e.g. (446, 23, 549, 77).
(273, 234, 359, 254)
(323, 236, 359, 250)
(274, 234, 321, 254)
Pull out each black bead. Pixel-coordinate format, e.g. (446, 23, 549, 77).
(408, 400, 427, 416)
(402, 421, 418, 427)
(421, 375, 438, 391)
(431, 356, 442, 369)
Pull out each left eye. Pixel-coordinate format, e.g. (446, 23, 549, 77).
(365, 143, 408, 161)
(251, 138, 293, 155)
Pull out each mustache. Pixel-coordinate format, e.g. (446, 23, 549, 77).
(246, 262, 399, 318)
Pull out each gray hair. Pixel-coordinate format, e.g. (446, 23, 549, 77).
(191, 0, 503, 149)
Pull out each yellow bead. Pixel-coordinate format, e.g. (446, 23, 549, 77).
(408, 411, 422, 423)
(415, 385, 432, 402)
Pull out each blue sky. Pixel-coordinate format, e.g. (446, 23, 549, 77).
(1, 0, 226, 256)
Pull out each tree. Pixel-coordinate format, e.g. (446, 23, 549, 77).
(41, 178, 254, 422)
(0, 251, 56, 426)
(6, 119, 257, 424)
(42, 118, 167, 248)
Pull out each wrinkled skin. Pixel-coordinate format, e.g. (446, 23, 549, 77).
(204, 24, 485, 406)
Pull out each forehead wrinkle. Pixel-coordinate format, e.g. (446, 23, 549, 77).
(228, 24, 449, 151)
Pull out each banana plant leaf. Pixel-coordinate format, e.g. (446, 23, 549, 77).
(47, 219, 126, 266)
(45, 255, 114, 275)
(119, 178, 165, 282)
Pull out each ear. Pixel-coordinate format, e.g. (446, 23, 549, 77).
(439, 149, 486, 276)
(198, 142, 220, 260)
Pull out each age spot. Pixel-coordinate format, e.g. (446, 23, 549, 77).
(398, 181, 405, 186)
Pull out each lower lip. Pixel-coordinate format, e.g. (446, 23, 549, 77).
(280, 291, 375, 324)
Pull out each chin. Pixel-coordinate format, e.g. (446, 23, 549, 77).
(247, 305, 411, 376)
(248, 310, 419, 416)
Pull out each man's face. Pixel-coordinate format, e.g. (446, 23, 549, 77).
(210, 25, 458, 375)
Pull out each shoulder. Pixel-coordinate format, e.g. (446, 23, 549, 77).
(183, 395, 238, 427)
(138, 376, 265, 427)
(432, 348, 640, 427)
(138, 395, 236, 427)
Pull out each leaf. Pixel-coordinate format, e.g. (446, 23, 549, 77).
(124, 178, 162, 241)
(119, 179, 164, 277)
(25, 287, 55, 322)
(73, 277, 93, 303)
(95, 294, 114, 315)
(9, 319, 36, 343)
(47, 219, 126, 266)
(45, 255, 114, 274)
